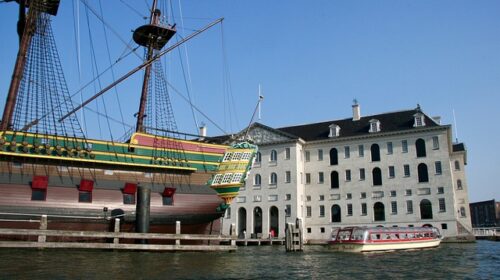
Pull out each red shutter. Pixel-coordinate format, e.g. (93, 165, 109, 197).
(162, 187, 176, 197)
(79, 179, 94, 192)
(32, 176, 48, 189)
(123, 183, 137, 194)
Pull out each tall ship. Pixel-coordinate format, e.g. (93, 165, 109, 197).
(0, 0, 256, 236)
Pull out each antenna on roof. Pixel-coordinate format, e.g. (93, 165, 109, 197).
(258, 84, 263, 120)
(452, 108, 459, 143)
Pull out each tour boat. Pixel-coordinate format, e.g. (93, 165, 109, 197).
(329, 226, 442, 252)
(0, 0, 256, 238)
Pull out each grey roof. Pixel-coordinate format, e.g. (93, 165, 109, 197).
(276, 108, 439, 141)
(453, 143, 465, 152)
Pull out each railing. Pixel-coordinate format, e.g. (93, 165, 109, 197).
(0, 215, 237, 251)
(473, 227, 500, 237)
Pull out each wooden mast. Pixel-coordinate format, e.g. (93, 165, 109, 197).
(135, 0, 159, 133)
(1, 1, 39, 131)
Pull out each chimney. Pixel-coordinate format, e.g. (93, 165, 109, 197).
(352, 99, 361, 121)
(199, 123, 207, 137)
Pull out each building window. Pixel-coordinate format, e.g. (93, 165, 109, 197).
(329, 124, 341, 137)
(457, 179, 463, 190)
(319, 205, 325, 217)
(435, 161, 442, 175)
(345, 169, 351, 181)
(255, 152, 262, 164)
(369, 119, 381, 133)
(305, 173, 311, 184)
(441, 223, 448, 230)
(330, 171, 339, 189)
(253, 195, 262, 202)
(318, 149, 323, 161)
(285, 171, 291, 183)
(306, 206, 312, 217)
(406, 200, 413, 213)
(360, 192, 367, 199)
(403, 164, 411, 177)
(373, 202, 385, 221)
(331, 205, 341, 222)
(420, 199, 433, 219)
(415, 138, 427, 157)
(305, 151, 310, 162)
(254, 174, 261, 186)
(319, 195, 325, 201)
(372, 167, 382, 186)
(402, 140, 408, 153)
(285, 194, 291, 201)
(285, 148, 290, 160)
(226, 207, 231, 219)
(387, 142, 393, 154)
(347, 204, 353, 216)
(346, 193, 352, 200)
(438, 198, 446, 212)
(437, 187, 444, 194)
(388, 166, 395, 178)
(460, 207, 466, 217)
(330, 148, 338, 165)
(391, 201, 397, 214)
(321, 227, 325, 233)
(371, 144, 380, 162)
(432, 136, 439, 150)
(360, 168, 365, 181)
(344, 146, 350, 159)
(318, 172, 324, 183)
(307, 228, 311, 233)
(270, 173, 278, 185)
(358, 145, 364, 157)
(306, 195, 311, 201)
(268, 195, 278, 202)
(418, 163, 429, 183)
(285, 205, 291, 217)
(361, 203, 367, 216)
(270, 150, 278, 162)
(405, 189, 412, 196)
(390, 190, 396, 197)
(454, 160, 460, 171)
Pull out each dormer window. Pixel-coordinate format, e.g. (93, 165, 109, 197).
(328, 124, 340, 138)
(414, 113, 426, 127)
(369, 119, 381, 133)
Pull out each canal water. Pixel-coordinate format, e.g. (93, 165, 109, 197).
(0, 240, 498, 279)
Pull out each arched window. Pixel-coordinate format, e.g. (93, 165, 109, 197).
(253, 207, 262, 235)
(269, 206, 279, 237)
(454, 160, 460, 171)
(416, 138, 426, 157)
(254, 174, 261, 186)
(238, 207, 247, 238)
(420, 199, 433, 219)
(374, 202, 385, 221)
(331, 205, 341, 223)
(457, 179, 463, 190)
(372, 167, 382, 186)
(329, 148, 338, 165)
(371, 144, 380, 162)
(270, 173, 277, 185)
(330, 171, 339, 189)
(270, 150, 277, 162)
(418, 163, 429, 183)
(255, 152, 261, 163)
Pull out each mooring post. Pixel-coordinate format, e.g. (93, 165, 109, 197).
(38, 215, 47, 243)
(230, 223, 236, 246)
(136, 186, 151, 244)
(113, 218, 120, 244)
(176, 221, 181, 245)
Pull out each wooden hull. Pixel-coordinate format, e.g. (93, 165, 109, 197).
(329, 239, 441, 252)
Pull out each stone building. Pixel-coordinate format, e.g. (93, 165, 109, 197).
(222, 103, 473, 242)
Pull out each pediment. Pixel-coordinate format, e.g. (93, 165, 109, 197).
(234, 123, 297, 145)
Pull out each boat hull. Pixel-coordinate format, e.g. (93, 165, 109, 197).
(329, 239, 441, 253)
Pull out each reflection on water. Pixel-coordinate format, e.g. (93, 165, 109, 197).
(0, 241, 498, 279)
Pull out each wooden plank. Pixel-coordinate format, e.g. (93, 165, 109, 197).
(0, 228, 235, 241)
(0, 241, 236, 251)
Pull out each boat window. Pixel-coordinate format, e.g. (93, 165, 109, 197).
(222, 152, 233, 162)
(339, 231, 351, 240)
(351, 229, 365, 240)
(231, 152, 242, 161)
(221, 173, 233, 184)
(231, 173, 243, 183)
(241, 152, 252, 161)
(212, 174, 223, 185)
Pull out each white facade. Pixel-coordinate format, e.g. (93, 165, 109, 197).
(222, 107, 472, 243)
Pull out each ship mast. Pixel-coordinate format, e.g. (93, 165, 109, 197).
(0, 0, 60, 131)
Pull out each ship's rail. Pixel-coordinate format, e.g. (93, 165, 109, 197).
(0, 215, 237, 252)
